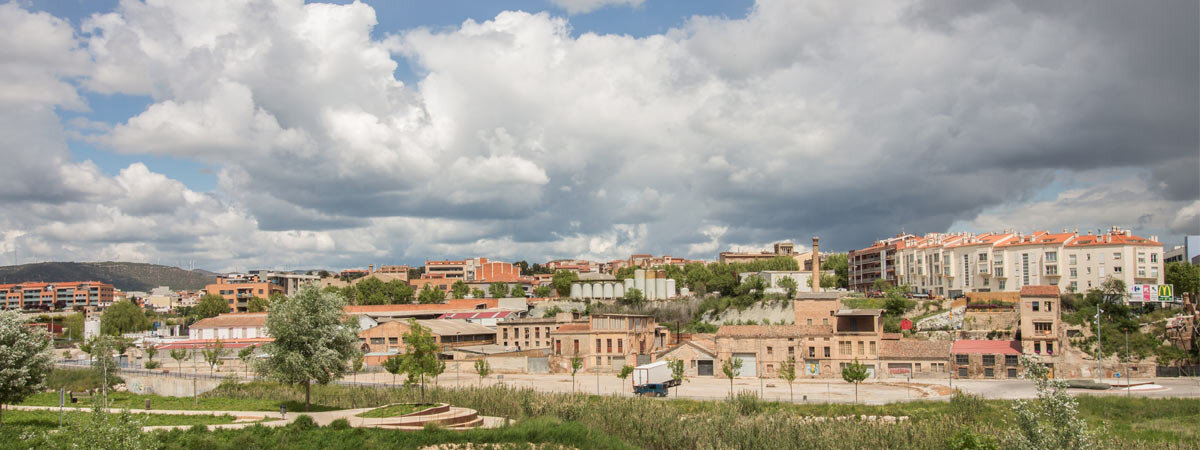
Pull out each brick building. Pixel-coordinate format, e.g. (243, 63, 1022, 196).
(879, 338, 951, 379)
(204, 275, 284, 312)
(951, 340, 1023, 379)
(496, 312, 587, 351)
(549, 314, 670, 373)
(358, 319, 496, 365)
(654, 334, 717, 377)
(0, 281, 115, 311)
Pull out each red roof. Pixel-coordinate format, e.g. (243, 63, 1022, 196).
(951, 340, 1022, 355)
(554, 324, 591, 333)
(438, 311, 516, 320)
(1020, 285, 1060, 297)
(345, 298, 499, 314)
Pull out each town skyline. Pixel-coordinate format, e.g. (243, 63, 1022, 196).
(2, 0, 1196, 273)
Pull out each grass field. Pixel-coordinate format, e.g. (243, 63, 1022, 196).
(0, 408, 240, 430)
(20, 390, 338, 412)
(355, 403, 431, 418)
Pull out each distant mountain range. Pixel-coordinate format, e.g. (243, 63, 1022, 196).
(0, 262, 218, 292)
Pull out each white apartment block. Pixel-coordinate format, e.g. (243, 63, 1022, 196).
(885, 226, 1162, 297)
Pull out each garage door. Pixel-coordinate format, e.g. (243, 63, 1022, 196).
(733, 353, 756, 377)
(697, 360, 714, 376)
(887, 363, 912, 378)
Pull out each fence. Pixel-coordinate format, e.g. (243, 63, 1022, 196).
(1156, 365, 1200, 377)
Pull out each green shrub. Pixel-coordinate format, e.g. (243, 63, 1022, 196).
(328, 418, 351, 430)
(947, 428, 999, 450)
(729, 390, 763, 415)
(45, 368, 122, 392)
(291, 414, 317, 430)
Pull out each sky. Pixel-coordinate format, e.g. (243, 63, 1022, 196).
(1, 0, 1197, 273)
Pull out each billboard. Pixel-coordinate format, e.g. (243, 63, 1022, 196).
(1129, 284, 1173, 302)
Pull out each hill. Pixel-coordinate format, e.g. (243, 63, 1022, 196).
(0, 262, 218, 291)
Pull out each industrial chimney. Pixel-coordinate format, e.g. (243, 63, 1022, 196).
(811, 236, 821, 292)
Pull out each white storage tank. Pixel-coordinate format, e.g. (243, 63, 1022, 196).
(624, 278, 635, 292)
(665, 278, 676, 299)
(634, 269, 646, 293)
(644, 270, 656, 300)
(602, 282, 614, 299)
(582, 283, 594, 299)
(656, 277, 667, 301)
(614, 283, 625, 298)
(570, 283, 582, 299)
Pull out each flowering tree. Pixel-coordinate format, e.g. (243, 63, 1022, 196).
(255, 286, 359, 410)
(0, 310, 53, 425)
(1007, 355, 1099, 449)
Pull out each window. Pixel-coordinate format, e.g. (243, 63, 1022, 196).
(1099, 267, 1105, 277)
(822, 318, 829, 325)
(1113, 252, 1122, 260)
(370, 337, 384, 345)
(870, 341, 876, 355)
(1137, 253, 1145, 263)
(955, 354, 969, 365)
(617, 339, 623, 353)
(979, 253, 987, 262)
(388, 337, 398, 344)
(573, 340, 579, 353)
(1070, 281, 1078, 290)
(1151, 253, 1158, 263)
(999, 280, 1006, 290)
(824, 347, 831, 358)
(1045, 301, 1052, 312)
(1008, 368, 1018, 378)
(994, 268, 1004, 277)
(982, 355, 996, 366)
(788, 346, 795, 356)
(514, 328, 520, 338)
(1033, 342, 1041, 353)
(839, 341, 851, 355)
(958, 367, 967, 377)
(1022, 253, 1030, 286)
(1070, 268, 1077, 278)
(985, 368, 994, 378)
(1032, 301, 1039, 312)
(1069, 254, 1077, 265)
(809, 347, 815, 358)
(596, 339, 601, 353)
(606, 339, 612, 353)
(1045, 252, 1057, 262)
(767, 346, 773, 356)
(502, 329, 508, 339)
(535, 328, 540, 338)
(1046, 342, 1054, 354)
(857, 341, 865, 355)
(1005, 355, 1018, 366)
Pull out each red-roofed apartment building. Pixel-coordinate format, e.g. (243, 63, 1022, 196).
(1, 281, 114, 311)
(851, 226, 1163, 298)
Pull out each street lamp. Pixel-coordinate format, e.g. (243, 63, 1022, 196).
(1095, 304, 1104, 382)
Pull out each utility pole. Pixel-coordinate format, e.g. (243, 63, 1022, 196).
(1096, 303, 1103, 382)
(1125, 329, 1130, 397)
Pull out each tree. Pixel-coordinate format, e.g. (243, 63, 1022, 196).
(0, 310, 53, 425)
(81, 335, 120, 405)
(777, 277, 799, 298)
(470, 288, 487, 299)
(246, 297, 270, 313)
(542, 306, 564, 318)
(617, 365, 634, 394)
(841, 359, 869, 403)
(823, 253, 850, 289)
(488, 283, 510, 298)
(1007, 355, 1096, 449)
(667, 358, 687, 397)
(194, 294, 230, 319)
(779, 356, 797, 402)
(143, 344, 160, 369)
(569, 355, 583, 393)
(418, 284, 446, 304)
(474, 359, 491, 385)
(384, 280, 415, 304)
(382, 354, 404, 389)
(1165, 262, 1200, 299)
(399, 319, 441, 402)
(735, 275, 766, 300)
(255, 285, 360, 410)
(450, 280, 470, 299)
(1100, 278, 1127, 304)
(201, 338, 226, 376)
(100, 300, 151, 335)
(238, 345, 257, 377)
(621, 288, 645, 306)
(533, 286, 553, 298)
(510, 284, 527, 297)
(170, 349, 188, 373)
(721, 357, 742, 396)
(552, 270, 579, 297)
(64, 312, 85, 341)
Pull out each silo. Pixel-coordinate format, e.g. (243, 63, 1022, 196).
(666, 278, 676, 299)
(602, 282, 614, 299)
(656, 272, 667, 301)
(634, 270, 646, 294)
(570, 283, 582, 299)
(582, 283, 594, 299)
(624, 278, 634, 292)
(645, 270, 657, 300)
(614, 282, 625, 298)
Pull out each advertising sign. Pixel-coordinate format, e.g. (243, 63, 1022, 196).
(1129, 284, 1174, 302)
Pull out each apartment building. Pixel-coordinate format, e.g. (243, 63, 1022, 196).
(248, 270, 319, 295)
(204, 274, 284, 312)
(545, 259, 596, 273)
(424, 258, 487, 280)
(549, 314, 670, 373)
(606, 254, 702, 273)
(1018, 285, 1062, 357)
(855, 227, 1162, 297)
(0, 281, 114, 310)
(719, 241, 795, 264)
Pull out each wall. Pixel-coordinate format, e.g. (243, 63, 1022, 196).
(122, 374, 222, 398)
(707, 300, 794, 325)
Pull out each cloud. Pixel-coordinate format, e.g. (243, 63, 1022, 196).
(0, 0, 1195, 271)
(547, 0, 645, 15)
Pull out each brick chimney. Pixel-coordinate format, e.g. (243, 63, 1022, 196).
(811, 236, 821, 292)
(368, 264, 374, 273)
